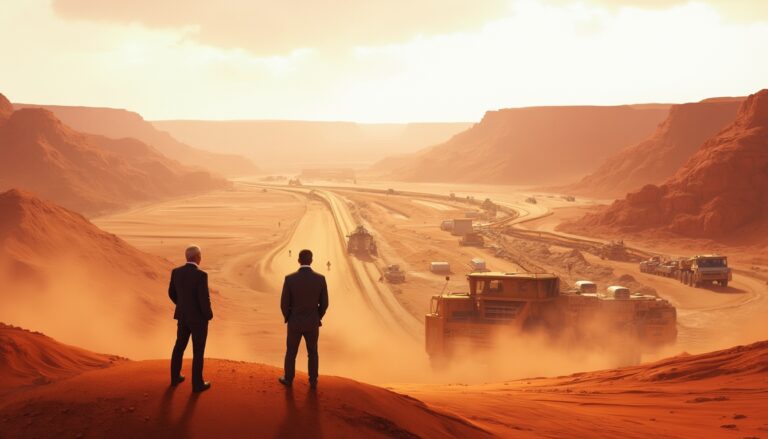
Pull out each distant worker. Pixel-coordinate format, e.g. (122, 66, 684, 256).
(279, 249, 329, 389)
(326, 260, 331, 271)
(288, 249, 292, 257)
(169, 245, 213, 393)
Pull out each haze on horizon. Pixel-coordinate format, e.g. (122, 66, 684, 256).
(1, 0, 767, 122)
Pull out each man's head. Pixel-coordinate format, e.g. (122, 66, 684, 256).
(185, 245, 202, 264)
(298, 249, 313, 266)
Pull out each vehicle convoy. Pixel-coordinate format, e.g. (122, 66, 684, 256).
(346, 225, 378, 256)
(639, 254, 731, 287)
(425, 273, 677, 363)
(383, 264, 406, 283)
(459, 232, 485, 247)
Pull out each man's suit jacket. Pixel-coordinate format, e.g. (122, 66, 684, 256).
(280, 266, 329, 331)
(169, 263, 214, 323)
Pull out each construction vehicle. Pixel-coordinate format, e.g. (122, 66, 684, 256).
(470, 258, 488, 272)
(525, 197, 537, 204)
(451, 218, 473, 236)
(639, 256, 661, 273)
(430, 262, 450, 274)
(459, 232, 485, 247)
(383, 265, 406, 283)
(440, 220, 454, 232)
(678, 255, 731, 287)
(598, 240, 636, 261)
(288, 178, 302, 186)
(346, 225, 378, 256)
(425, 273, 677, 364)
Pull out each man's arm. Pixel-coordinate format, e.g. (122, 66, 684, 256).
(168, 270, 177, 304)
(280, 276, 291, 323)
(318, 276, 329, 320)
(197, 272, 214, 320)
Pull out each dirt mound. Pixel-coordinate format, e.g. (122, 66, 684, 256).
(372, 105, 669, 186)
(0, 323, 123, 396)
(0, 93, 12, 122)
(0, 358, 491, 439)
(0, 189, 173, 357)
(0, 102, 229, 215)
(13, 103, 259, 177)
(565, 99, 742, 198)
(565, 89, 768, 240)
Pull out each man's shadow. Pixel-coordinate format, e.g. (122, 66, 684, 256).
(277, 387, 324, 439)
(154, 386, 200, 437)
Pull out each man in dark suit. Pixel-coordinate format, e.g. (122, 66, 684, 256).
(279, 249, 329, 389)
(169, 245, 213, 393)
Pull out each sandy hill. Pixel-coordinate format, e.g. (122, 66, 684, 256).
(153, 119, 472, 171)
(0, 329, 490, 439)
(14, 103, 259, 177)
(370, 104, 670, 186)
(0, 97, 229, 215)
(402, 340, 768, 438)
(564, 98, 743, 198)
(0, 189, 174, 357)
(0, 323, 124, 396)
(563, 89, 768, 240)
(0, 93, 12, 123)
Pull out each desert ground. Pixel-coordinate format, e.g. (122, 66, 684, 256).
(0, 177, 736, 437)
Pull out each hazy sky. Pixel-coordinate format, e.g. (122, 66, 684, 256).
(1, 0, 766, 122)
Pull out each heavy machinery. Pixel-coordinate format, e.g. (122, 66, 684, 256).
(425, 273, 677, 364)
(598, 240, 636, 261)
(678, 255, 731, 287)
(459, 232, 485, 247)
(451, 218, 473, 236)
(383, 264, 406, 283)
(346, 225, 378, 256)
(639, 256, 661, 273)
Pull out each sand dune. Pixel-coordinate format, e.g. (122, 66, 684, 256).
(0, 326, 491, 439)
(400, 340, 768, 438)
(371, 104, 670, 186)
(564, 89, 768, 240)
(0, 189, 176, 357)
(0, 323, 123, 396)
(1, 93, 229, 215)
(13, 103, 259, 177)
(565, 98, 742, 198)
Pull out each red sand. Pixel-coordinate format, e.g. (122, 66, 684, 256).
(1, 323, 765, 438)
(0, 189, 175, 357)
(566, 98, 742, 198)
(0, 326, 490, 439)
(13, 102, 259, 177)
(373, 104, 669, 185)
(565, 89, 768, 240)
(0, 323, 123, 397)
(0, 93, 229, 215)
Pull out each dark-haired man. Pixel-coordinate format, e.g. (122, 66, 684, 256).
(279, 249, 329, 389)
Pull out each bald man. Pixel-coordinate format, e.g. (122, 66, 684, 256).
(169, 245, 214, 393)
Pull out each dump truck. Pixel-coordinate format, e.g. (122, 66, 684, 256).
(459, 232, 484, 247)
(383, 265, 405, 283)
(440, 219, 454, 232)
(451, 218, 473, 236)
(425, 273, 677, 365)
(346, 225, 378, 256)
(678, 255, 731, 287)
(470, 258, 487, 272)
(639, 256, 662, 273)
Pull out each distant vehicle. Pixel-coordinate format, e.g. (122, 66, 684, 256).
(346, 225, 378, 256)
(425, 273, 677, 365)
(464, 210, 481, 219)
(525, 197, 537, 204)
(561, 195, 576, 202)
(430, 262, 451, 274)
(459, 232, 484, 247)
(470, 258, 487, 272)
(288, 178, 302, 186)
(606, 285, 631, 300)
(598, 240, 636, 261)
(386, 188, 397, 195)
(383, 265, 406, 283)
(451, 218, 473, 236)
(440, 219, 454, 232)
(639, 256, 662, 273)
(679, 255, 731, 288)
(574, 280, 597, 295)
